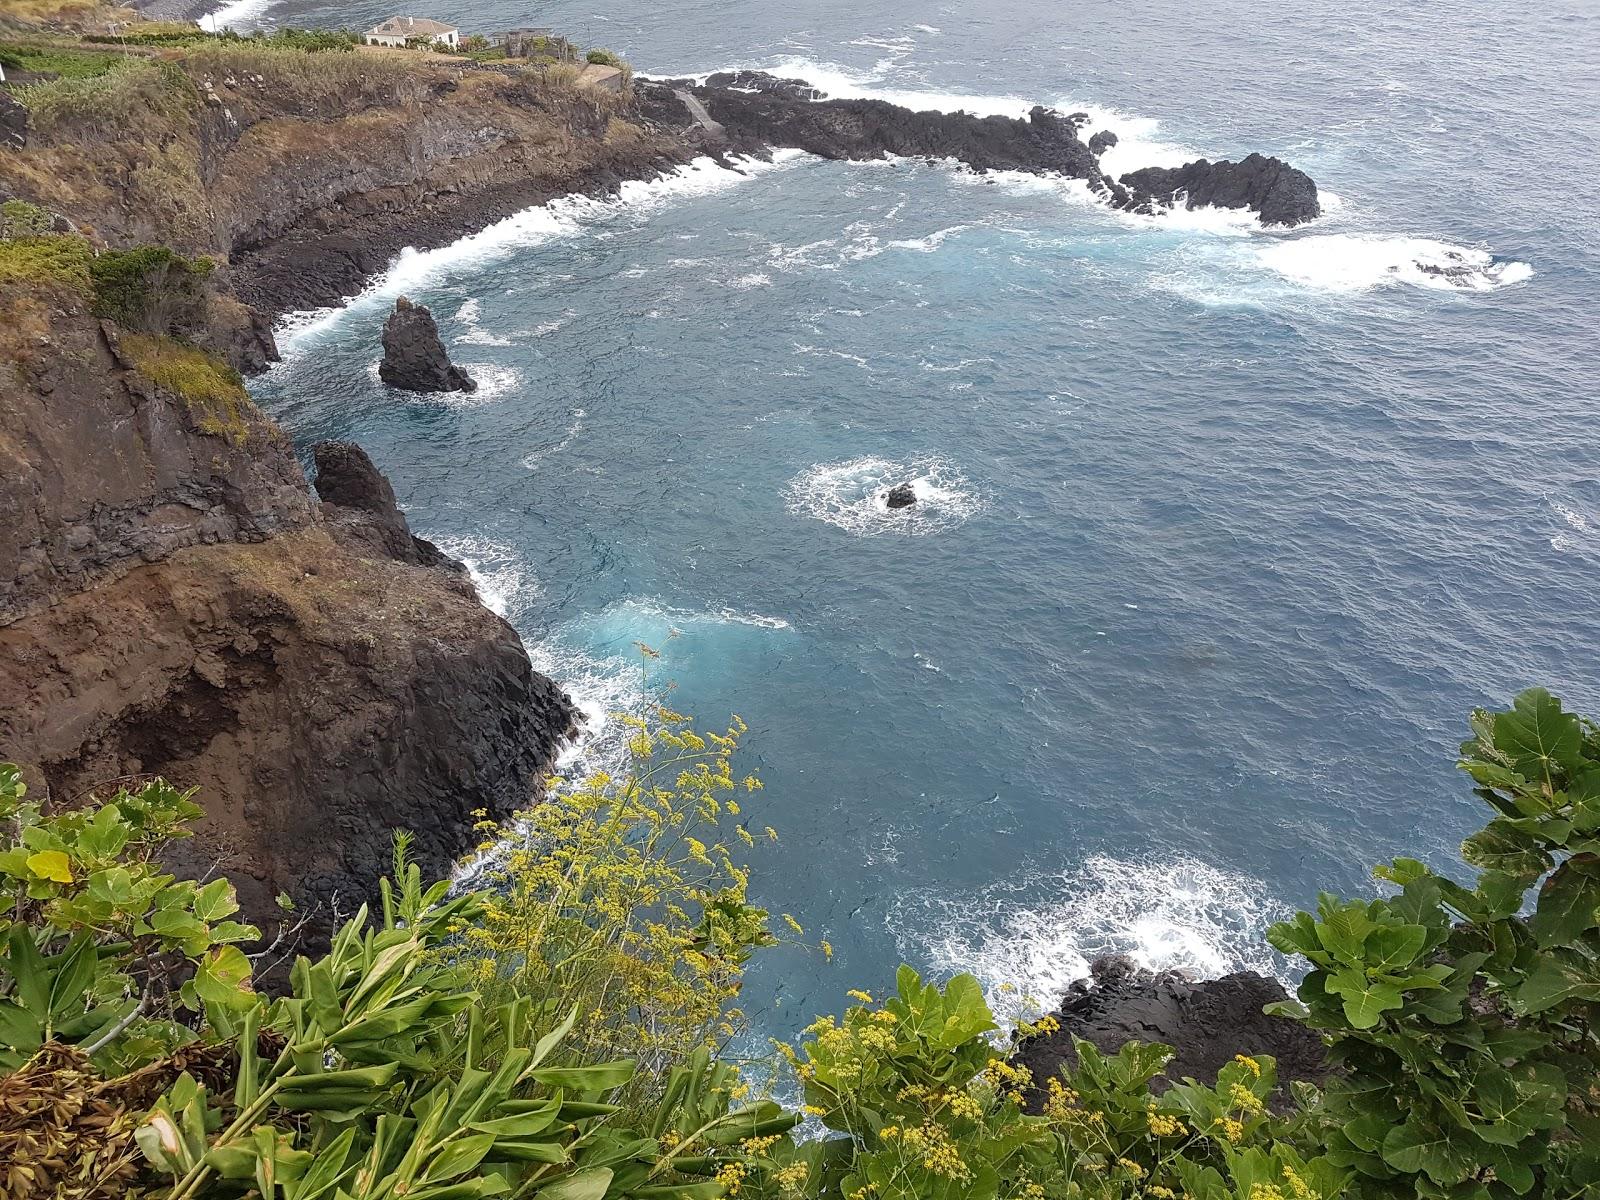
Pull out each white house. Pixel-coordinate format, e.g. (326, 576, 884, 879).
(364, 16, 460, 49)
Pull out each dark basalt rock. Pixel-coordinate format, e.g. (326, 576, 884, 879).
(704, 69, 826, 101)
(885, 482, 918, 509)
(0, 91, 28, 150)
(311, 440, 463, 573)
(636, 80, 1321, 229)
(1117, 152, 1322, 226)
(378, 296, 476, 393)
(1088, 129, 1118, 156)
(1012, 956, 1328, 1107)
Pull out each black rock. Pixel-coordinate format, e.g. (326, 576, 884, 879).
(885, 482, 917, 509)
(704, 70, 826, 101)
(0, 91, 27, 150)
(1011, 956, 1328, 1109)
(1087, 129, 1118, 156)
(1117, 152, 1321, 226)
(633, 79, 1321, 230)
(378, 296, 476, 393)
(312, 440, 467, 574)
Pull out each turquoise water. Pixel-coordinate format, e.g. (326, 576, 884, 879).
(243, 0, 1600, 1034)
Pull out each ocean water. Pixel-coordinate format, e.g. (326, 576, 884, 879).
(240, 0, 1600, 1034)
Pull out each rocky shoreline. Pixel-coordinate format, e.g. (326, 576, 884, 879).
(226, 70, 1319, 324)
(1014, 956, 1328, 1107)
(0, 37, 1321, 954)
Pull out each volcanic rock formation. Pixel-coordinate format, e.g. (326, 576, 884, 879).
(1012, 956, 1328, 1106)
(379, 296, 476, 393)
(0, 293, 573, 947)
(885, 483, 918, 509)
(637, 75, 1322, 226)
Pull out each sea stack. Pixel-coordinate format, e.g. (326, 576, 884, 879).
(379, 296, 477, 393)
(885, 482, 918, 509)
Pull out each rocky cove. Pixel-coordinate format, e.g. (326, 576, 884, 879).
(1, 30, 1324, 1049)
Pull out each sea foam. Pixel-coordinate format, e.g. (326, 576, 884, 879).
(895, 854, 1297, 1027)
(1255, 234, 1534, 293)
(786, 454, 984, 537)
(273, 152, 808, 357)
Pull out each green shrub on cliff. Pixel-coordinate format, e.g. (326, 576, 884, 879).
(0, 229, 90, 295)
(15, 56, 194, 134)
(87, 244, 214, 331)
(1267, 687, 1600, 1198)
(118, 333, 252, 443)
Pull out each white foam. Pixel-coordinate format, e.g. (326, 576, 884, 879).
(1256, 235, 1534, 293)
(786, 454, 984, 537)
(427, 535, 536, 620)
(888, 223, 972, 252)
(668, 56, 1036, 119)
(520, 409, 586, 471)
(453, 297, 515, 345)
(895, 854, 1296, 1028)
(196, 0, 273, 32)
(272, 152, 808, 357)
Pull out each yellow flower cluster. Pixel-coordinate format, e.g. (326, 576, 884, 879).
(1235, 1054, 1262, 1077)
(1228, 1082, 1265, 1116)
(881, 1119, 972, 1182)
(1281, 1165, 1314, 1199)
(985, 1057, 1033, 1106)
(1145, 1106, 1183, 1137)
(447, 709, 781, 1100)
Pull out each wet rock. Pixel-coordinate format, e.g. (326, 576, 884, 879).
(1012, 956, 1328, 1107)
(1088, 129, 1118, 156)
(885, 482, 918, 509)
(704, 69, 826, 101)
(312, 440, 468, 573)
(1117, 152, 1321, 226)
(378, 296, 477, 393)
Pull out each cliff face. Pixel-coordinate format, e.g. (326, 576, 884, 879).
(1, 49, 692, 325)
(0, 283, 574, 939)
(0, 311, 314, 625)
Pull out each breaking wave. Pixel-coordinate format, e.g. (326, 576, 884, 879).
(272, 152, 809, 356)
(894, 855, 1297, 1026)
(1255, 235, 1534, 293)
(786, 454, 984, 536)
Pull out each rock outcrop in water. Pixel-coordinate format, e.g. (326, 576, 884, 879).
(885, 483, 918, 509)
(1117, 152, 1321, 227)
(638, 74, 1321, 227)
(379, 296, 476, 393)
(1012, 956, 1328, 1105)
(1087, 129, 1118, 156)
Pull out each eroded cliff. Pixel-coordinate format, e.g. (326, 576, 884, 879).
(0, 241, 573, 942)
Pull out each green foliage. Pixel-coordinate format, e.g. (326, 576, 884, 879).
(0, 770, 803, 1199)
(0, 39, 122, 79)
(118, 333, 253, 443)
(585, 48, 624, 67)
(785, 968, 1341, 1200)
(1268, 687, 1600, 1198)
(14, 56, 195, 134)
(6, 686, 1600, 1198)
(82, 25, 359, 52)
(0, 230, 91, 295)
(87, 244, 214, 331)
(0, 765, 258, 1076)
